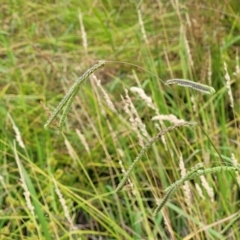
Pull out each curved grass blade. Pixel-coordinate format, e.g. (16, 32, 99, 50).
(165, 78, 216, 94)
(44, 60, 105, 129)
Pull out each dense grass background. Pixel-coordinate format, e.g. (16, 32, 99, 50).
(1, 0, 240, 239)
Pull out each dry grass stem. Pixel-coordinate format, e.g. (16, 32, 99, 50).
(152, 114, 187, 125)
(93, 74, 117, 113)
(137, 8, 149, 45)
(75, 128, 90, 155)
(224, 62, 234, 109)
(78, 9, 88, 54)
(130, 87, 157, 112)
(179, 154, 192, 207)
(14, 143, 35, 218)
(200, 175, 214, 203)
(8, 114, 25, 149)
(53, 177, 76, 230)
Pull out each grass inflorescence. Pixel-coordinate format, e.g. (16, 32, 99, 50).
(153, 164, 240, 216)
(115, 121, 197, 192)
(44, 60, 105, 132)
(165, 78, 216, 94)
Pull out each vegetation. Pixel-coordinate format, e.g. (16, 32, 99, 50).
(1, 0, 240, 239)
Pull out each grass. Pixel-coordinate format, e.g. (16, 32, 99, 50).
(1, 0, 240, 239)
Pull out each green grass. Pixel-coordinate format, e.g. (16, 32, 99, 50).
(1, 0, 240, 239)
